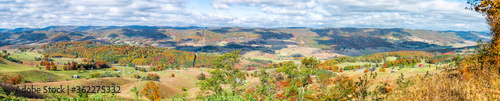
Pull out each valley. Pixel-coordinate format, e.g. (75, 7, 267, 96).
(0, 36, 470, 100)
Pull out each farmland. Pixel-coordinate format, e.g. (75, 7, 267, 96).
(0, 42, 464, 100)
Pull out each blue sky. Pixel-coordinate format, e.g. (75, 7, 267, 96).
(0, 0, 488, 31)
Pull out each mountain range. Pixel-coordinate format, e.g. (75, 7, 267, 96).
(0, 26, 489, 56)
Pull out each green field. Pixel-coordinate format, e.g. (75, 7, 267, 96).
(0, 47, 452, 100)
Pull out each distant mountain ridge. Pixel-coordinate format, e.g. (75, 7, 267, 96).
(1, 26, 208, 32)
(0, 26, 489, 55)
(0, 26, 487, 34)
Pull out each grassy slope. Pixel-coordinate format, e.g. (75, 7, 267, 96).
(1, 46, 449, 100)
(0, 48, 215, 100)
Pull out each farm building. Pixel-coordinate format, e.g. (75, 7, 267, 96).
(72, 75, 80, 78)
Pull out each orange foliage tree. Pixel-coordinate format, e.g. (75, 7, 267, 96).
(141, 81, 162, 101)
(8, 75, 23, 85)
(51, 64, 57, 70)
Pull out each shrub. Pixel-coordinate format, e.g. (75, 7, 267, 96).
(128, 63, 135, 67)
(3, 57, 22, 63)
(45, 64, 50, 70)
(181, 87, 187, 91)
(143, 73, 160, 81)
(90, 72, 101, 78)
(379, 68, 386, 72)
(197, 73, 206, 80)
(171, 73, 175, 77)
(8, 75, 23, 85)
(51, 65, 57, 70)
(150, 67, 156, 71)
(133, 74, 139, 79)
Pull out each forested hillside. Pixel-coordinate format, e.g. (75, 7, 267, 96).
(0, 26, 487, 58)
(41, 41, 216, 67)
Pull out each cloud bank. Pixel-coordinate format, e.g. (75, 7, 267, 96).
(0, 0, 488, 31)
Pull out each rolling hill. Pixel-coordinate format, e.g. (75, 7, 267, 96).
(0, 26, 489, 56)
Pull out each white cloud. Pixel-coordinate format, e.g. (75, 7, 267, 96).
(207, 0, 487, 31)
(0, 0, 488, 31)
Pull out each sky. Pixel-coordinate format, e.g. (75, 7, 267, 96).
(0, 0, 489, 31)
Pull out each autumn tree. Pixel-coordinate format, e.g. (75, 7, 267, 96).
(198, 50, 245, 96)
(273, 59, 316, 100)
(198, 69, 225, 95)
(467, 0, 500, 73)
(301, 57, 321, 69)
(141, 81, 162, 101)
(45, 64, 50, 70)
(8, 75, 23, 85)
(133, 74, 139, 79)
(51, 65, 57, 70)
(197, 73, 206, 80)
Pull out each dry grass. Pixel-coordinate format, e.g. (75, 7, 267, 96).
(387, 67, 500, 100)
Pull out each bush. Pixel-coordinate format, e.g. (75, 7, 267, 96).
(45, 64, 50, 70)
(3, 57, 22, 63)
(197, 73, 206, 80)
(90, 72, 101, 78)
(133, 74, 140, 79)
(143, 73, 159, 81)
(51, 65, 57, 70)
(181, 87, 187, 91)
(8, 75, 23, 85)
(128, 63, 135, 67)
(379, 68, 386, 72)
(171, 73, 175, 77)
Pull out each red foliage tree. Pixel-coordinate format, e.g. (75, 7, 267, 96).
(45, 64, 50, 70)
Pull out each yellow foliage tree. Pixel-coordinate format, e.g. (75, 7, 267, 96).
(141, 81, 162, 101)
